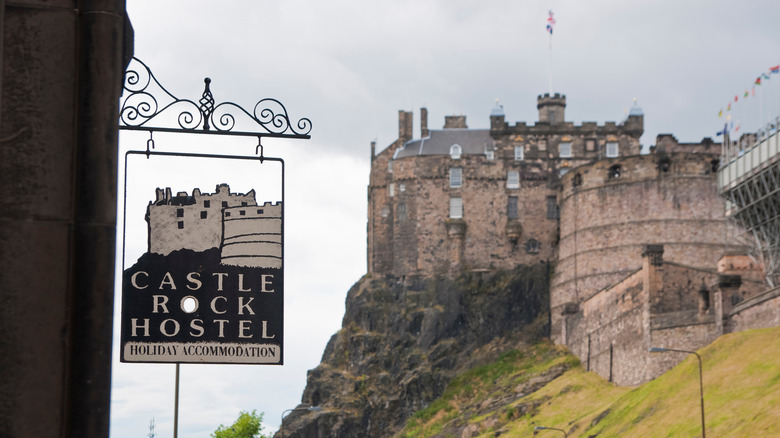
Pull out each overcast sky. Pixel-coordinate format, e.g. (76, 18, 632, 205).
(111, 1, 780, 437)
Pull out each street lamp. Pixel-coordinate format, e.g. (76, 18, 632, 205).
(534, 425, 567, 436)
(279, 405, 322, 438)
(649, 347, 705, 438)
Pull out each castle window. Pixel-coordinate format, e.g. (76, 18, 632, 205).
(176, 208, 184, 218)
(608, 164, 622, 179)
(514, 145, 524, 161)
(257, 209, 263, 214)
(507, 170, 520, 189)
(606, 142, 619, 158)
(573, 173, 583, 187)
(389, 183, 395, 197)
(450, 144, 462, 160)
(559, 142, 572, 158)
(659, 157, 671, 172)
(507, 196, 519, 219)
(449, 197, 463, 219)
(241, 202, 248, 206)
(204, 200, 210, 208)
(225, 212, 231, 217)
(200, 211, 207, 219)
(710, 159, 720, 173)
(525, 239, 541, 254)
(699, 287, 711, 313)
(381, 206, 389, 218)
(485, 149, 495, 160)
(388, 160, 393, 172)
(399, 183, 406, 192)
(240, 210, 246, 216)
(546, 196, 559, 219)
(177, 221, 184, 229)
(450, 168, 462, 188)
(398, 203, 407, 222)
(222, 201, 228, 208)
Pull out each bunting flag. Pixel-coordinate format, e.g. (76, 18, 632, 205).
(718, 63, 780, 122)
(546, 10, 555, 34)
(716, 123, 728, 136)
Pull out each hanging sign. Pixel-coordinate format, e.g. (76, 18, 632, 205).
(120, 155, 285, 365)
(117, 58, 311, 365)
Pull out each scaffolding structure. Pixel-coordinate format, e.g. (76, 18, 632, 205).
(719, 117, 780, 286)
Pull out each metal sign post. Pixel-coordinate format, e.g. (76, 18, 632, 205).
(117, 57, 311, 435)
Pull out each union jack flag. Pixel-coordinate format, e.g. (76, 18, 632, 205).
(546, 10, 556, 35)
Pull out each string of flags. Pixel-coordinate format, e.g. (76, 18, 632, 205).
(718, 64, 779, 117)
(716, 64, 779, 138)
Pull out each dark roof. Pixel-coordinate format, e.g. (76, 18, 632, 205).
(394, 129, 495, 159)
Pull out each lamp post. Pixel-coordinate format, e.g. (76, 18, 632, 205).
(649, 347, 705, 438)
(279, 405, 322, 438)
(534, 425, 567, 437)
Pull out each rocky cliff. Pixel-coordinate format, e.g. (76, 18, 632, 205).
(277, 264, 550, 437)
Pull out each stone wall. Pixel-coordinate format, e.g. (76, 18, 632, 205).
(729, 287, 780, 332)
(563, 245, 743, 386)
(368, 96, 644, 277)
(0, 2, 129, 437)
(552, 151, 744, 342)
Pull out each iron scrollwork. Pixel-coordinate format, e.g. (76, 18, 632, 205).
(119, 57, 312, 138)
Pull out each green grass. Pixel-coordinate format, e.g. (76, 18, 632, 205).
(396, 326, 780, 438)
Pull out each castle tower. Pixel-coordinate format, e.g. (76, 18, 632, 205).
(551, 143, 746, 344)
(537, 93, 566, 124)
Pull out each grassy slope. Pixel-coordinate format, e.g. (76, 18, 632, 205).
(396, 326, 780, 437)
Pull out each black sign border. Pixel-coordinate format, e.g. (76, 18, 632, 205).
(119, 150, 285, 365)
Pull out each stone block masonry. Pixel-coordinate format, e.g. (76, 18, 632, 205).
(366, 95, 777, 386)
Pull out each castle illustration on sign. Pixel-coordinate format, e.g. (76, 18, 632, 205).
(121, 182, 285, 365)
(368, 93, 780, 386)
(146, 183, 282, 268)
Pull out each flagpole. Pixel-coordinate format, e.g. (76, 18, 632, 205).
(548, 33, 553, 95)
(546, 10, 555, 96)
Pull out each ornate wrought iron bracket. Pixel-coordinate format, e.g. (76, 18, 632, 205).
(118, 57, 312, 143)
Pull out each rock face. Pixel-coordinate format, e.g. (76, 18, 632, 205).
(278, 265, 550, 437)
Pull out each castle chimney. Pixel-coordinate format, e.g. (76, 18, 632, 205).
(370, 140, 376, 161)
(398, 110, 413, 141)
(420, 107, 429, 138)
(490, 99, 506, 132)
(537, 93, 566, 124)
(443, 115, 467, 129)
(155, 188, 165, 204)
(164, 188, 172, 204)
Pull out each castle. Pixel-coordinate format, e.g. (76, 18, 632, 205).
(145, 183, 283, 268)
(368, 94, 780, 385)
